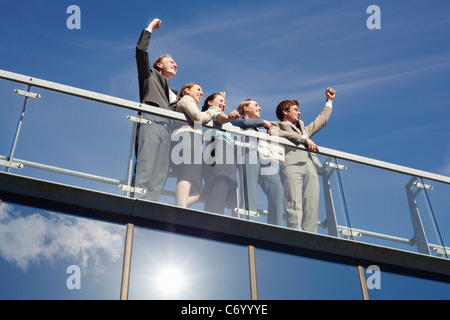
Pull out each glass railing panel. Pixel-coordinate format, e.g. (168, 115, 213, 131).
(317, 155, 353, 237)
(168, 119, 248, 216)
(418, 178, 449, 259)
(332, 158, 428, 254)
(242, 140, 358, 233)
(201, 123, 243, 217)
(0, 79, 30, 159)
(233, 131, 275, 224)
(1, 86, 134, 195)
(0, 200, 125, 299)
(128, 227, 251, 299)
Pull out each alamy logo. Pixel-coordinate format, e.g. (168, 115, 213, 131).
(366, 265, 381, 290)
(66, 265, 81, 290)
(66, 5, 81, 30)
(170, 122, 283, 176)
(366, 5, 381, 30)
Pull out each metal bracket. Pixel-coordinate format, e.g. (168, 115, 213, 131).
(234, 208, 260, 218)
(413, 181, 433, 190)
(432, 246, 449, 256)
(14, 89, 41, 99)
(325, 162, 347, 170)
(233, 140, 255, 149)
(0, 158, 24, 169)
(126, 115, 152, 125)
(338, 227, 362, 238)
(118, 184, 147, 195)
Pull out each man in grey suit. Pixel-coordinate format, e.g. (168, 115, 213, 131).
(270, 88, 335, 232)
(132, 18, 178, 201)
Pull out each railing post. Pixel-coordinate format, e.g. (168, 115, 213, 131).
(405, 177, 431, 255)
(321, 158, 340, 237)
(5, 85, 39, 173)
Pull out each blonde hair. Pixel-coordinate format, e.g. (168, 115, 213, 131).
(153, 54, 174, 71)
(236, 99, 255, 115)
(179, 83, 200, 98)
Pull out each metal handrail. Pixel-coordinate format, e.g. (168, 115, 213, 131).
(1, 69, 449, 185)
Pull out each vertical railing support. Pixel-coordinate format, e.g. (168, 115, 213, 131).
(405, 177, 430, 255)
(5, 86, 40, 172)
(321, 158, 339, 237)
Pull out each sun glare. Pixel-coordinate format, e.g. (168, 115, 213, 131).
(155, 266, 187, 296)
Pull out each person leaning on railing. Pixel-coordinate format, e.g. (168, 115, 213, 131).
(232, 99, 285, 226)
(132, 18, 179, 201)
(201, 92, 240, 215)
(270, 88, 336, 232)
(171, 83, 220, 208)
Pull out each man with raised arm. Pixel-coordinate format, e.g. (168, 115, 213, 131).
(132, 18, 178, 201)
(270, 88, 336, 232)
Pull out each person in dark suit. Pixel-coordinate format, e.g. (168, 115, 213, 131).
(132, 18, 178, 201)
(270, 88, 335, 232)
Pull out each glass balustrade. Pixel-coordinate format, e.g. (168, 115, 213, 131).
(0, 201, 125, 299)
(0, 70, 448, 262)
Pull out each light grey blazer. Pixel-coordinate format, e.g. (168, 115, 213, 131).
(270, 105, 333, 169)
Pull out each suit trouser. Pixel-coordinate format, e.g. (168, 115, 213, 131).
(280, 159, 319, 232)
(239, 153, 284, 226)
(132, 115, 171, 201)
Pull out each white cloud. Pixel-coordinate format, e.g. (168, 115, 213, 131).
(0, 202, 124, 273)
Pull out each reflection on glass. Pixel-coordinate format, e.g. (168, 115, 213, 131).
(0, 201, 125, 299)
(366, 265, 450, 300)
(255, 248, 363, 299)
(128, 227, 251, 300)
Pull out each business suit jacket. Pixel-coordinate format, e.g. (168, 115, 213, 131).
(132, 29, 177, 201)
(136, 29, 177, 111)
(271, 105, 332, 167)
(270, 105, 332, 231)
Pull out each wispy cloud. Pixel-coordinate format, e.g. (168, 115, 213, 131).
(0, 203, 124, 273)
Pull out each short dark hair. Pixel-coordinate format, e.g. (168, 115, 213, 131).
(276, 99, 299, 121)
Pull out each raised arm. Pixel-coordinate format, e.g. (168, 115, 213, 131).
(304, 87, 335, 138)
(136, 19, 161, 80)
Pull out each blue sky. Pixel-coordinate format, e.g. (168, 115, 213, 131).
(1, 0, 450, 175)
(0, 0, 449, 299)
